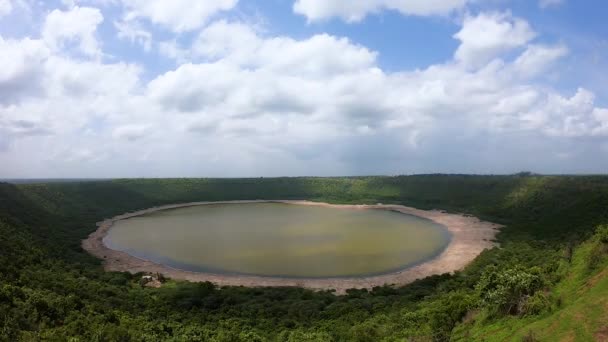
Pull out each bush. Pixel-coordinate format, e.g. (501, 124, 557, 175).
(594, 225, 608, 244)
(475, 265, 546, 316)
(586, 225, 608, 271)
(521, 292, 551, 316)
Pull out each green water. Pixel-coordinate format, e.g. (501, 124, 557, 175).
(105, 203, 450, 278)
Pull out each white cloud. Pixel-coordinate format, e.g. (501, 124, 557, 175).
(153, 19, 607, 147)
(189, 20, 378, 78)
(158, 39, 189, 64)
(42, 6, 104, 57)
(1, 5, 608, 177)
(454, 12, 536, 69)
(121, 0, 238, 32)
(44, 56, 141, 99)
(112, 124, 148, 141)
(0, 49, 141, 139)
(0, 37, 50, 104)
(533, 88, 598, 137)
(593, 108, 608, 136)
(0, 27, 143, 169)
(539, 0, 564, 9)
(115, 19, 152, 51)
(0, 0, 12, 17)
(293, 0, 469, 22)
(512, 44, 568, 78)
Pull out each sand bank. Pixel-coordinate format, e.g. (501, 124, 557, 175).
(82, 200, 501, 294)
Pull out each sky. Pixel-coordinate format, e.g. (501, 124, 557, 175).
(1, 0, 607, 178)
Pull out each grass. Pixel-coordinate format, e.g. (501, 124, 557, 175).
(455, 235, 608, 341)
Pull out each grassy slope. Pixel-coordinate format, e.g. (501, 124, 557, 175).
(453, 234, 608, 341)
(1, 175, 608, 341)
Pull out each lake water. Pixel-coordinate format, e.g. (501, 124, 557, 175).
(104, 203, 450, 278)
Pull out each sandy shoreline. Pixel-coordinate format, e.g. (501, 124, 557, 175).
(82, 200, 501, 294)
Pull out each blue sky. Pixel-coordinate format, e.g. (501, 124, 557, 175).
(1, 0, 607, 177)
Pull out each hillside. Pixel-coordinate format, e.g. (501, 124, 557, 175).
(1, 175, 607, 341)
(454, 230, 608, 341)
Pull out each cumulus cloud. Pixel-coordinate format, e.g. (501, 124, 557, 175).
(512, 44, 569, 78)
(114, 19, 152, 51)
(0, 5, 142, 174)
(120, 0, 238, 32)
(0, 3, 607, 177)
(190, 20, 378, 76)
(0, 50, 142, 141)
(537, 89, 602, 137)
(0, 37, 50, 104)
(454, 12, 536, 69)
(593, 109, 608, 136)
(42, 6, 104, 57)
(153, 18, 606, 147)
(293, 0, 470, 22)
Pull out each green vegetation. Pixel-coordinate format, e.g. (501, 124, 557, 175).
(1, 175, 607, 341)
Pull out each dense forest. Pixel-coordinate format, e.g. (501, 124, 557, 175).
(1, 175, 607, 341)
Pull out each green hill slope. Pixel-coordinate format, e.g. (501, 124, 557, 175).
(453, 226, 608, 341)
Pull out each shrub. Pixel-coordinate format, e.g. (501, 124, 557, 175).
(586, 225, 608, 271)
(475, 265, 546, 316)
(594, 225, 608, 244)
(520, 291, 551, 316)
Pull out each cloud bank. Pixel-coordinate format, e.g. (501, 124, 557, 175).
(0, 2, 606, 177)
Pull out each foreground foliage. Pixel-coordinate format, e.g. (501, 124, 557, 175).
(1, 175, 607, 341)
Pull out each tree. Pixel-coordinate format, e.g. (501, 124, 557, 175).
(475, 265, 545, 316)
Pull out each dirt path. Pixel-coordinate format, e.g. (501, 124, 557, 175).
(82, 200, 501, 294)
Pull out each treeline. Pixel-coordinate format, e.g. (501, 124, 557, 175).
(1, 175, 608, 341)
